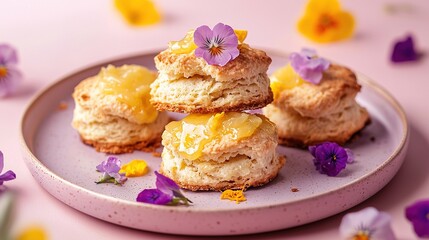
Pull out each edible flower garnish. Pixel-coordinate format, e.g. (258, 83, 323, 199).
(405, 199, 429, 238)
(119, 159, 149, 177)
(136, 171, 191, 206)
(0, 151, 16, 192)
(220, 189, 246, 204)
(297, 0, 355, 43)
(339, 207, 396, 240)
(95, 156, 127, 185)
(114, 0, 161, 26)
(390, 34, 420, 63)
(194, 23, 239, 66)
(0, 44, 22, 98)
(309, 142, 352, 177)
(289, 48, 330, 84)
(16, 226, 48, 240)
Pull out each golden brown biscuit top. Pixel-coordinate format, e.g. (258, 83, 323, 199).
(155, 44, 272, 82)
(273, 64, 361, 117)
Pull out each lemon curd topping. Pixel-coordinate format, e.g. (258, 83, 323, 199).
(165, 112, 263, 160)
(169, 29, 248, 54)
(270, 63, 306, 99)
(99, 65, 158, 124)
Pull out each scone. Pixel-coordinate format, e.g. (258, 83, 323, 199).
(159, 112, 285, 191)
(264, 102, 369, 147)
(150, 43, 273, 113)
(72, 64, 170, 154)
(263, 50, 370, 148)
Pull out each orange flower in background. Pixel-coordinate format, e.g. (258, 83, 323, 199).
(297, 0, 355, 43)
(114, 0, 161, 26)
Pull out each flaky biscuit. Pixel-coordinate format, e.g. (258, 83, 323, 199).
(150, 72, 273, 113)
(159, 116, 285, 191)
(263, 102, 370, 148)
(72, 75, 169, 154)
(155, 44, 272, 82)
(150, 44, 273, 113)
(273, 64, 361, 118)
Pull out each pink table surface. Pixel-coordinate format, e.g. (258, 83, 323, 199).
(1, 0, 428, 239)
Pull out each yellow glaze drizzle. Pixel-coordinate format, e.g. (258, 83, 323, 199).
(169, 29, 248, 54)
(270, 63, 305, 99)
(220, 189, 247, 204)
(165, 112, 262, 160)
(99, 65, 158, 124)
(119, 159, 149, 177)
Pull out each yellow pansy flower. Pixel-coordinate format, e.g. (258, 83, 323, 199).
(119, 159, 149, 177)
(114, 0, 161, 26)
(297, 0, 355, 43)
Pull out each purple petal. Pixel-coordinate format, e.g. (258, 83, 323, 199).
(301, 48, 317, 58)
(0, 44, 18, 65)
(136, 189, 172, 205)
(155, 171, 180, 194)
(0, 170, 16, 182)
(345, 148, 354, 163)
(96, 156, 121, 174)
(289, 48, 330, 84)
(193, 25, 212, 48)
(212, 23, 237, 42)
(405, 199, 429, 237)
(312, 142, 348, 176)
(0, 66, 22, 98)
(391, 35, 419, 63)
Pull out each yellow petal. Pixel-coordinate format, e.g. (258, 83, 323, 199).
(297, 0, 355, 43)
(114, 0, 161, 26)
(119, 159, 149, 177)
(234, 30, 248, 44)
(16, 226, 47, 240)
(220, 189, 247, 204)
(305, 0, 341, 14)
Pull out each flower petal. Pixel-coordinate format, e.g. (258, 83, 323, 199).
(0, 66, 22, 98)
(193, 25, 212, 48)
(0, 170, 16, 182)
(213, 23, 236, 42)
(0, 44, 18, 65)
(405, 199, 429, 237)
(136, 188, 172, 205)
(155, 171, 179, 194)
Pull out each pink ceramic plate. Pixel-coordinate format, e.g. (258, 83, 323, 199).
(20, 51, 409, 236)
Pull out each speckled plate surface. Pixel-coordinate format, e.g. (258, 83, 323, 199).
(20, 51, 409, 236)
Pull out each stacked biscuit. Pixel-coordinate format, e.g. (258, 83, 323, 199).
(263, 64, 370, 148)
(151, 43, 285, 191)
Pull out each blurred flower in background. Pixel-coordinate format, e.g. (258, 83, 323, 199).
(405, 199, 429, 238)
(390, 34, 421, 63)
(114, 0, 161, 26)
(0, 44, 22, 98)
(297, 0, 355, 43)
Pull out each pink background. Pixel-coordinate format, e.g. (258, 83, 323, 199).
(1, 0, 428, 239)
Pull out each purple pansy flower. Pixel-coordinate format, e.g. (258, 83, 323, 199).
(339, 207, 396, 240)
(405, 199, 429, 238)
(95, 156, 127, 185)
(309, 142, 351, 176)
(390, 34, 419, 63)
(136, 171, 191, 206)
(289, 48, 330, 84)
(136, 189, 172, 205)
(0, 44, 22, 98)
(0, 151, 16, 191)
(194, 23, 239, 66)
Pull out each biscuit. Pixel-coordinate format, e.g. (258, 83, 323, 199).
(263, 103, 370, 148)
(273, 64, 361, 118)
(72, 65, 169, 154)
(151, 44, 273, 113)
(159, 113, 285, 191)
